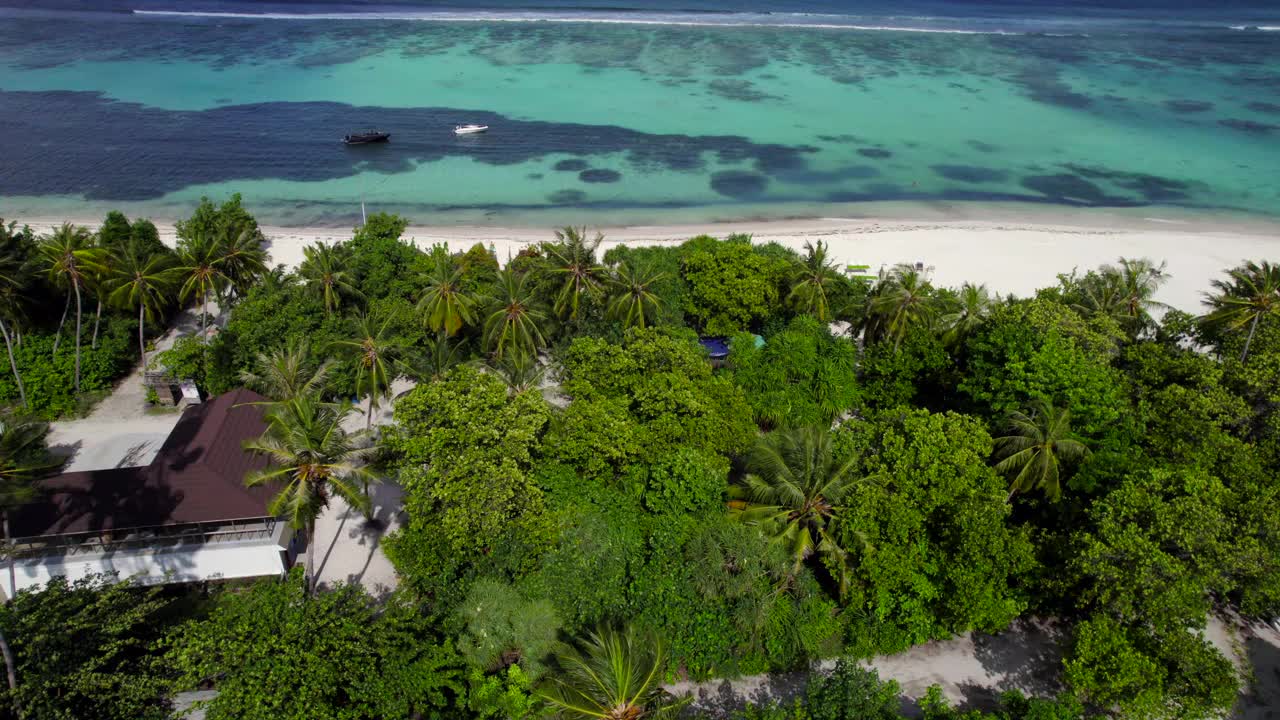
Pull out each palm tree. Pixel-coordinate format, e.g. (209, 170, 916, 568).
(729, 426, 869, 597)
(547, 226, 606, 322)
(788, 240, 841, 322)
(0, 248, 29, 409)
(864, 264, 936, 351)
(38, 223, 104, 393)
(939, 282, 996, 347)
(107, 251, 176, 374)
(239, 338, 335, 403)
(538, 626, 686, 720)
(0, 412, 62, 696)
(488, 352, 545, 396)
(1071, 258, 1169, 336)
(330, 314, 405, 430)
(1201, 260, 1280, 364)
(993, 399, 1089, 503)
(417, 250, 477, 336)
(86, 239, 117, 350)
(243, 396, 375, 594)
(216, 225, 269, 299)
(176, 234, 229, 346)
(484, 270, 547, 362)
(299, 241, 362, 315)
(605, 262, 666, 330)
(414, 332, 466, 383)
(1107, 258, 1170, 335)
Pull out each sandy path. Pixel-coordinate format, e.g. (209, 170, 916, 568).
(670, 615, 1280, 718)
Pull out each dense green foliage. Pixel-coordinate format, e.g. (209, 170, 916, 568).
(7, 200, 1279, 720)
(0, 576, 177, 720)
(164, 570, 463, 720)
(729, 316, 858, 427)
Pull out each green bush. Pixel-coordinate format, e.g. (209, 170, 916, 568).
(0, 575, 176, 720)
(0, 316, 138, 418)
(729, 316, 859, 427)
(804, 660, 902, 720)
(164, 570, 464, 720)
(681, 235, 791, 335)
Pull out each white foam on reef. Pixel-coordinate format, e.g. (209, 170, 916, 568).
(130, 9, 1025, 34)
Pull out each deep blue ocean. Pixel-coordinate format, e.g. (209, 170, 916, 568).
(1, 0, 1278, 225)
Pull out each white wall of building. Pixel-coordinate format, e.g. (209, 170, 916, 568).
(3, 523, 294, 599)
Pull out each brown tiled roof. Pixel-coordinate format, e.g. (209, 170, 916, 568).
(10, 388, 279, 538)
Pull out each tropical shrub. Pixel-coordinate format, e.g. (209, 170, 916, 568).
(681, 235, 791, 335)
(164, 571, 464, 720)
(729, 315, 859, 427)
(0, 318, 137, 418)
(0, 575, 175, 720)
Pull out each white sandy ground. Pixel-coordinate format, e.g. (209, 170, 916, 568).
(22, 211, 1280, 716)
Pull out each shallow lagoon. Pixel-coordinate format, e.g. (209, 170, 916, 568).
(1, 2, 1278, 225)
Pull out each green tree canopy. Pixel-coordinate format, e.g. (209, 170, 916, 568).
(729, 316, 859, 428)
(559, 328, 756, 458)
(681, 235, 790, 335)
(836, 409, 1035, 651)
(0, 576, 175, 720)
(959, 298, 1127, 437)
(164, 572, 464, 720)
(383, 366, 552, 595)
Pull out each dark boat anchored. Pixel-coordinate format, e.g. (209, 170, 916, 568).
(343, 130, 390, 145)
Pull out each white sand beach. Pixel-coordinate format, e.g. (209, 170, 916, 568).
(21, 212, 1280, 314)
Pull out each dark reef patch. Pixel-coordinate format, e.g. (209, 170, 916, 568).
(526, 173, 544, 180)
(753, 145, 818, 173)
(1219, 118, 1278, 134)
(829, 72, 865, 86)
(931, 165, 1009, 184)
(0, 90, 818, 200)
(553, 159, 590, 172)
(706, 79, 778, 102)
(1021, 173, 1140, 206)
(548, 189, 587, 204)
(1163, 99, 1214, 114)
(857, 148, 893, 159)
(818, 134, 866, 144)
(1062, 164, 1193, 202)
(710, 171, 769, 198)
(967, 140, 1001, 153)
(1011, 68, 1093, 110)
(579, 169, 621, 183)
(1248, 101, 1280, 115)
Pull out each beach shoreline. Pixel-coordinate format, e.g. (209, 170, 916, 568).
(15, 210, 1280, 315)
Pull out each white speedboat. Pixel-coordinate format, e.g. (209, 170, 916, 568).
(454, 124, 488, 135)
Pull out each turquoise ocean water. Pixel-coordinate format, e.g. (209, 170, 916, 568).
(1, 1, 1279, 226)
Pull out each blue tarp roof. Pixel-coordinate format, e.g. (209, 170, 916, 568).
(699, 335, 763, 359)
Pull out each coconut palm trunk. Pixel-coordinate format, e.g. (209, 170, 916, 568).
(0, 320, 26, 410)
(91, 299, 102, 350)
(72, 281, 83, 393)
(1, 510, 18, 717)
(0, 626, 16, 713)
(1241, 312, 1260, 363)
(201, 289, 209, 346)
(137, 303, 147, 376)
(305, 518, 316, 595)
(51, 293, 70, 358)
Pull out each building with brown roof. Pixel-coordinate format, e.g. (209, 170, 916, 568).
(4, 388, 295, 599)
